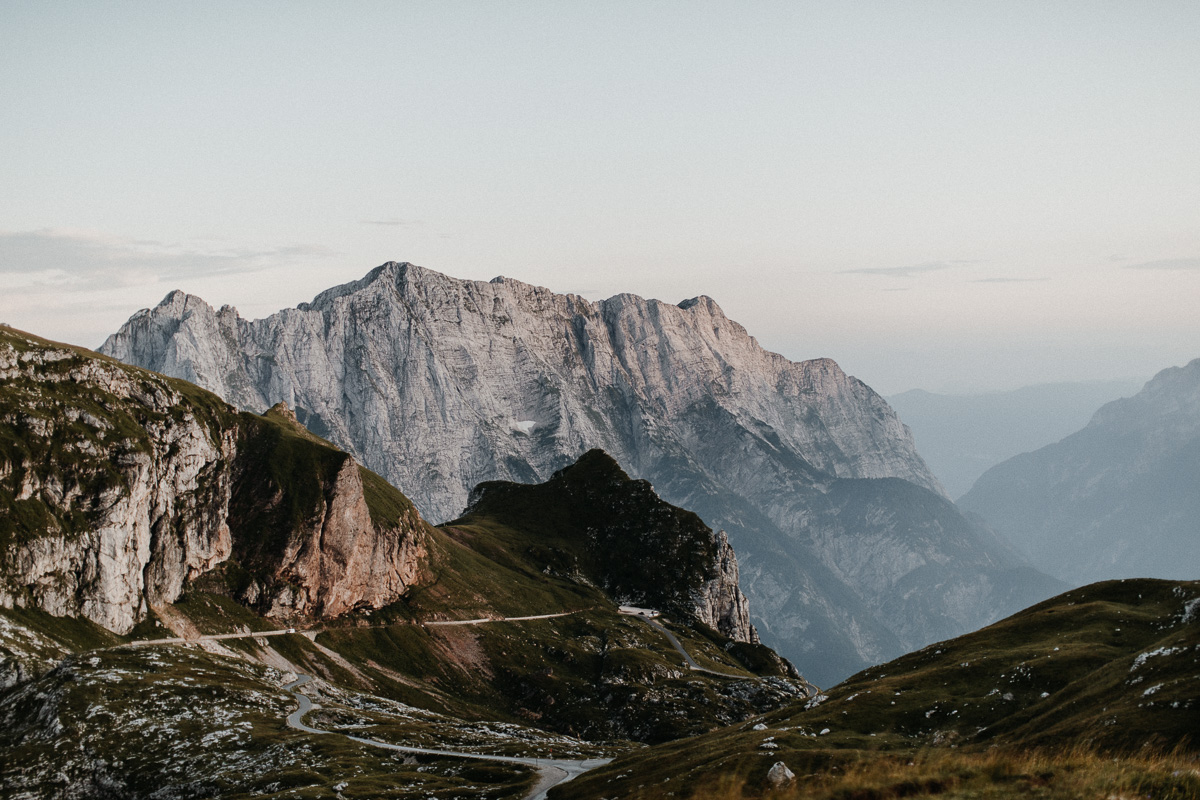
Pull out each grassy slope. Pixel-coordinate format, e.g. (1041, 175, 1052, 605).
(556, 578, 1200, 799)
(0, 643, 538, 800)
(306, 516, 792, 742)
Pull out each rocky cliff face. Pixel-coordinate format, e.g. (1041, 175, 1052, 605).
(102, 263, 942, 519)
(960, 358, 1200, 585)
(695, 529, 756, 644)
(101, 262, 1059, 684)
(462, 449, 757, 643)
(0, 328, 430, 634)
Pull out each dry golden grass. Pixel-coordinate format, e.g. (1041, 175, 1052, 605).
(612, 745, 1200, 800)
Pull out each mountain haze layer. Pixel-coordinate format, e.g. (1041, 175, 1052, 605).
(888, 379, 1144, 498)
(102, 262, 1062, 685)
(960, 359, 1200, 585)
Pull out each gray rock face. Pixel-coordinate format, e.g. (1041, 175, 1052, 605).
(101, 262, 1059, 684)
(0, 329, 430, 634)
(960, 359, 1200, 585)
(695, 529, 756, 644)
(0, 340, 236, 633)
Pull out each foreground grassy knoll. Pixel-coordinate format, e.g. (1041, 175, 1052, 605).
(555, 578, 1200, 799)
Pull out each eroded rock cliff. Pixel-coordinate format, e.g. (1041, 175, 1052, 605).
(0, 328, 430, 633)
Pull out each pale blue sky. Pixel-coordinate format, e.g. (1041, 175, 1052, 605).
(3, 1, 1198, 393)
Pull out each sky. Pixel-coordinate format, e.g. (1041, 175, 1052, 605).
(2, 1, 1198, 394)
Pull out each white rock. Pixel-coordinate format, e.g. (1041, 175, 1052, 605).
(766, 761, 795, 787)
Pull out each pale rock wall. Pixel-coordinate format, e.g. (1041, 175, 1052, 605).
(692, 529, 758, 643)
(0, 341, 236, 633)
(102, 263, 942, 524)
(0, 331, 428, 634)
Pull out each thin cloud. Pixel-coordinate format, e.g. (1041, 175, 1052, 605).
(0, 229, 334, 290)
(360, 218, 422, 226)
(970, 277, 1049, 284)
(1125, 257, 1200, 271)
(840, 260, 973, 278)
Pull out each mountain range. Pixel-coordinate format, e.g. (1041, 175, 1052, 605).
(100, 261, 1064, 685)
(3, 283, 1196, 799)
(887, 379, 1144, 498)
(1, 325, 809, 796)
(960, 359, 1200, 585)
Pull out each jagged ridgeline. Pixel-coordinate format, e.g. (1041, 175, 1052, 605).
(100, 261, 1065, 686)
(1, 326, 809, 760)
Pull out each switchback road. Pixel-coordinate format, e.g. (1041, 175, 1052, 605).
(283, 674, 610, 800)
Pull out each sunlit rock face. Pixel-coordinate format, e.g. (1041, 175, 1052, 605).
(102, 261, 1061, 685)
(0, 329, 430, 635)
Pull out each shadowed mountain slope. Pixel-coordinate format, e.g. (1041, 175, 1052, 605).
(960, 359, 1200, 585)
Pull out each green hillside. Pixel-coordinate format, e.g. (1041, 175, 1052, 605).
(556, 578, 1200, 799)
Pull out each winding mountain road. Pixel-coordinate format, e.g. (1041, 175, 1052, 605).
(126, 610, 583, 647)
(283, 674, 610, 800)
(619, 610, 749, 678)
(124, 628, 302, 646)
(128, 606, 810, 795)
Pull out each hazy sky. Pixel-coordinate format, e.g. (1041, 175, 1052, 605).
(3, 2, 1198, 393)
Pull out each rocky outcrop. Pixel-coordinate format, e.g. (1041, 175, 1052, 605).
(960, 359, 1200, 585)
(462, 449, 758, 643)
(101, 263, 943, 520)
(694, 529, 756, 643)
(100, 262, 1060, 685)
(0, 328, 429, 634)
(255, 442, 429, 618)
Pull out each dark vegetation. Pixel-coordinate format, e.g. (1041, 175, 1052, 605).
(458, 449, 719, 619)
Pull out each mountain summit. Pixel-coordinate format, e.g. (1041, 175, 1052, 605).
(101, 262, 1060, 684)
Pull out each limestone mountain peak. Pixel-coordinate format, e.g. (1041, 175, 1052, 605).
(93, 260, 1058, 686)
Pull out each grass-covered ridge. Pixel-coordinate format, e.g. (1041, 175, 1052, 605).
(556, 578, 1200, 799)
(454, 449, 721, 620)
